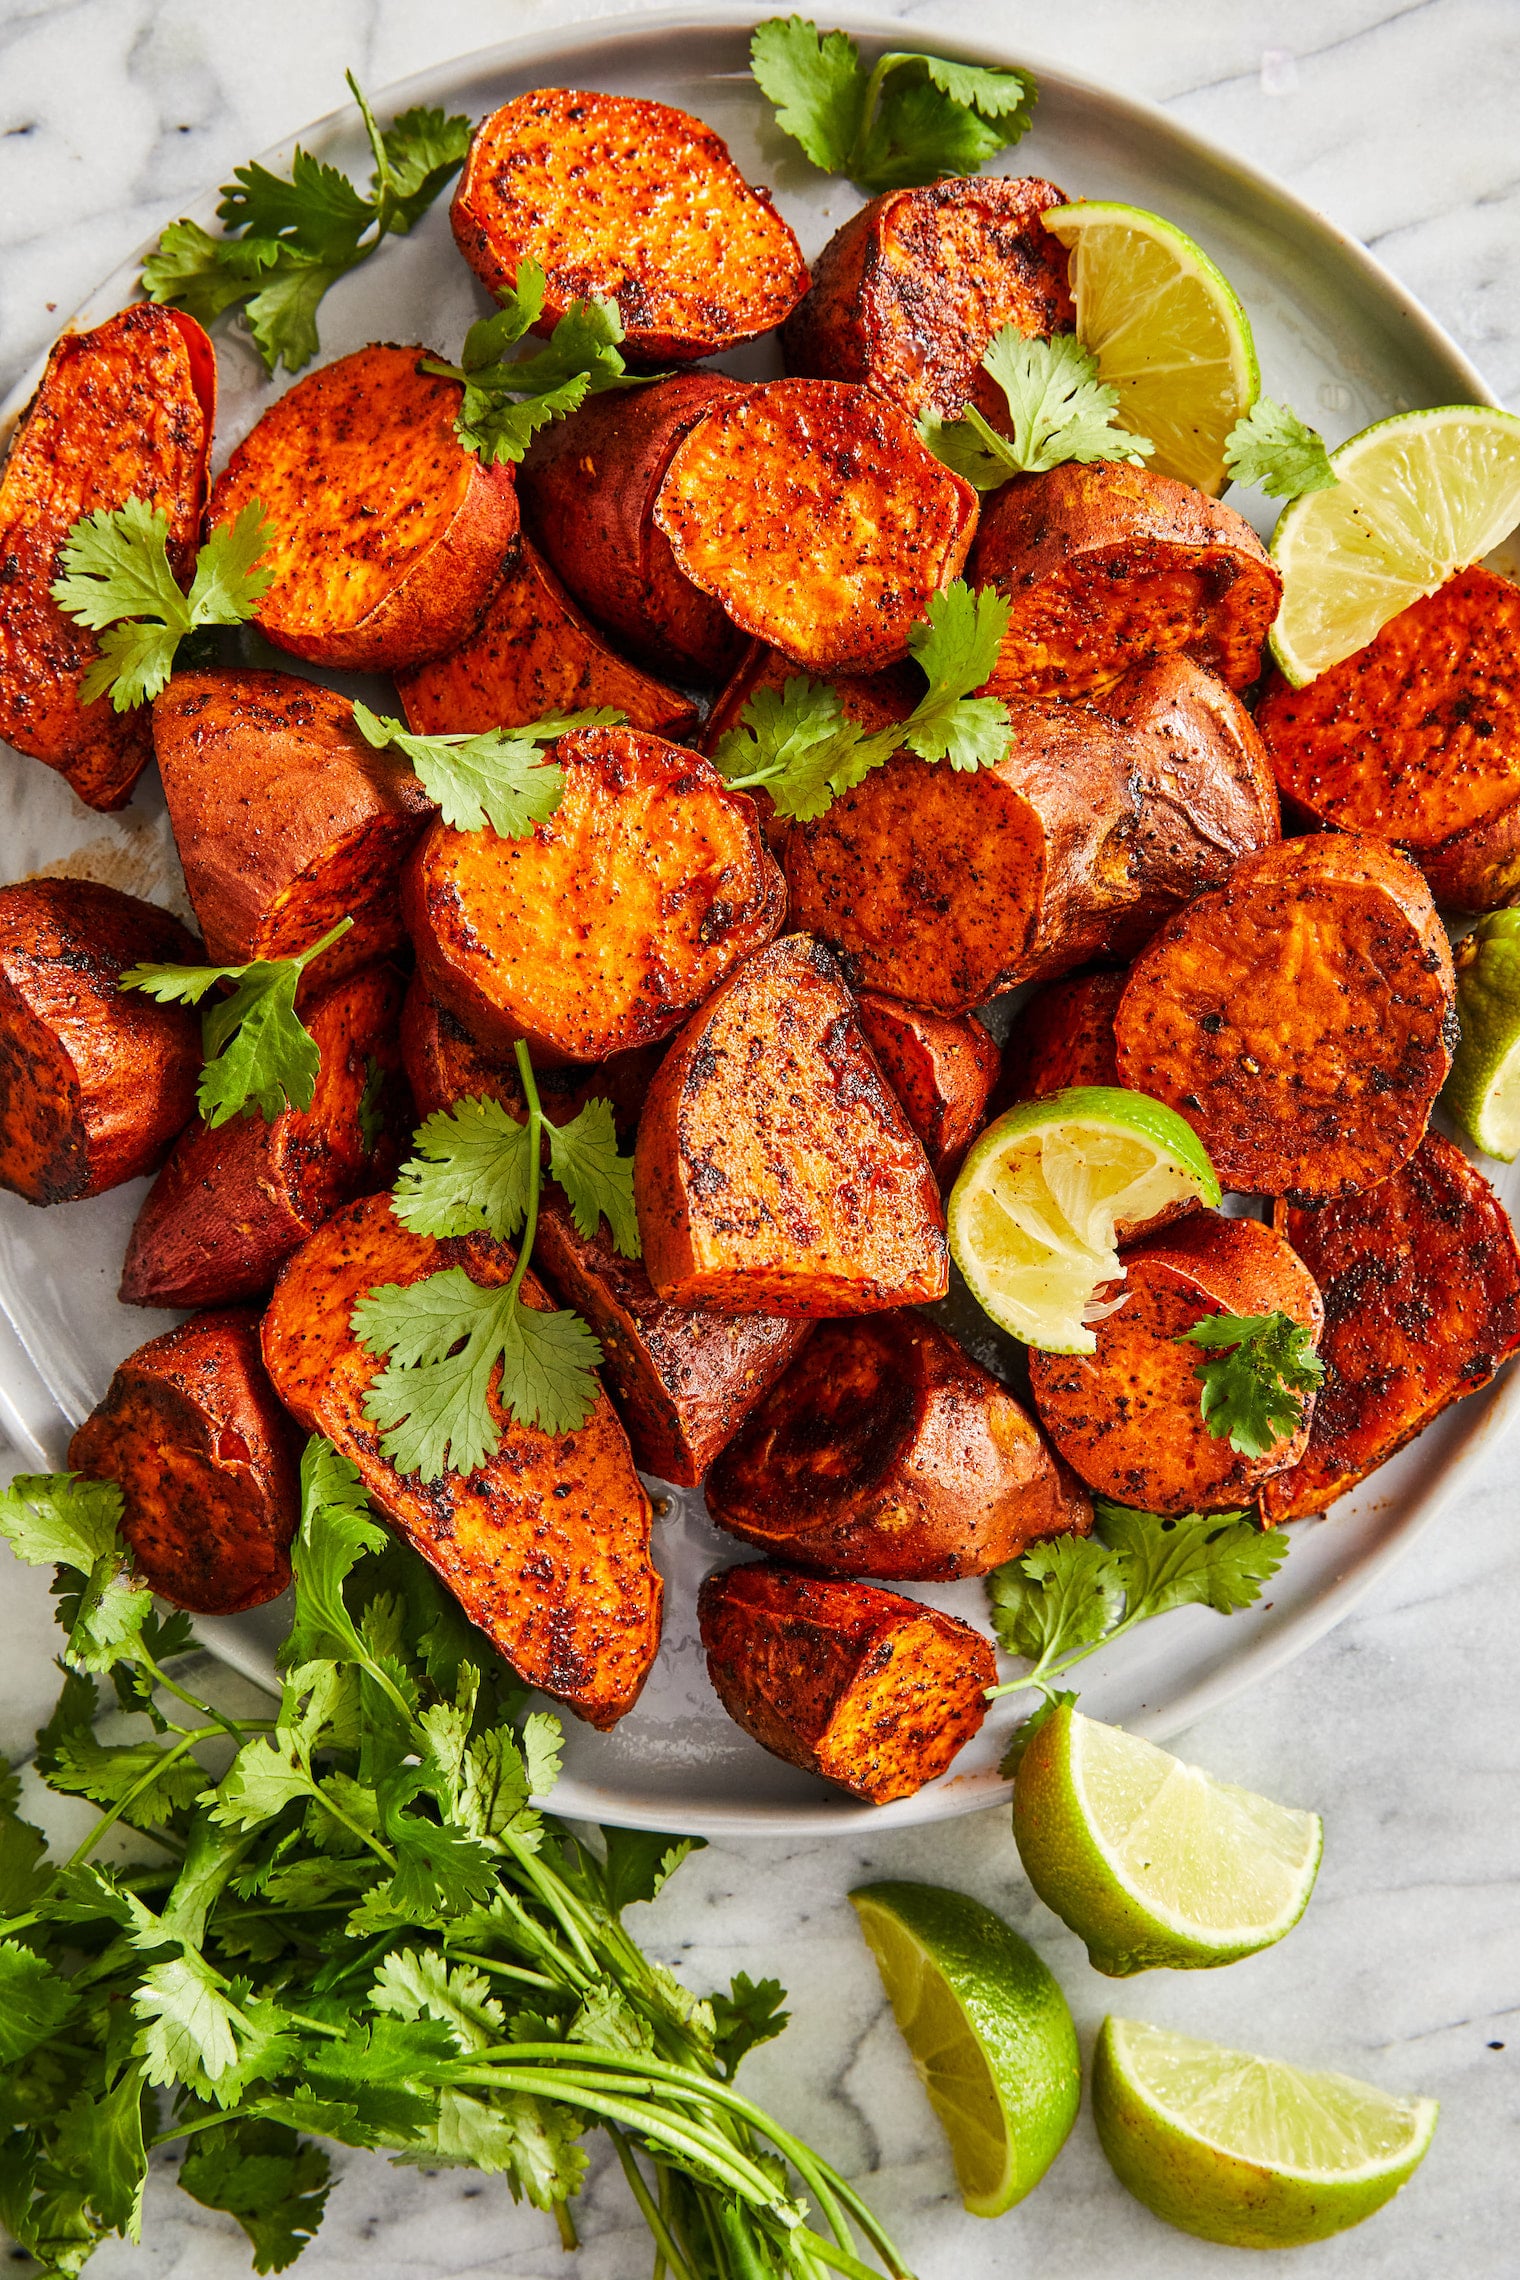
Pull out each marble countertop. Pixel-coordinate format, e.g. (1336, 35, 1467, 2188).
(2, 1, 1518, 2274)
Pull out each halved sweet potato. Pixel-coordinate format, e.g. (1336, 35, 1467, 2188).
(854, 995, 999, 1182)
(0, 879, 200, 1205)
(698, 1563, 996, 1804)
(707, 1313, 1091, 1579)
(997, 970, 1124, 1107)
(0, 303, 215, 810)
(1114, 835, 1457, 1202)
(404, 725, 784, 1063)
(1262, 1134, 1520, 1521)
(654, 379, 979, 675)
(207, 344, 519, 672)
(68, 1308, 299, 1615)
(969, 462, 1280, 699)
(1028, 1213, 1324, 1514)
(260, 1190, 661, 1728)
(399, 976, 658, 1136)
(452, 89, 810, 364)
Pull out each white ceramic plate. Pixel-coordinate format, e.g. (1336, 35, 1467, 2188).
(4, 8, 1517, 1837)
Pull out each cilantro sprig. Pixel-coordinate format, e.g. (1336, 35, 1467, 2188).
(1178, 1309, 1325, 1459)
(919, 329, 1152, 490)
(51, 497, 275, 710)
(352, 700, 626, 837)
(1223, 397, 1339, 499)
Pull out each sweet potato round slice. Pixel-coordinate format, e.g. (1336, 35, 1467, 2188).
(207, 344, 519, 672)
(451, 90, 810, 364)
(68, 1309, 300, 1616)
(854, 995, 999, 1183)
(399, 977, 658, 1136)
(0, 879, 200, 1205)
(404, 725, 784, 1063)
(654, 379, 979, 675)
(698, 1563, 996, 1804)
(0, 303, 214, 810)
(997, 971, 1124, 1107)
(1028, 1213, 1324, 1515)
(1114, 835, 1457, 1202)
(707, 1313, 1091, 1580)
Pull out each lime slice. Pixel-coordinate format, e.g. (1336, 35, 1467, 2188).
(1093, 2016, 1438, 2248)
(1043, 200, 1259, 494)
(850, 1881, 1079, 2217)
(947, 1085, 1221, 1354)
(1012, 1703, 1322, 1976)
(1443, 910, 1520, 1160)
(1270, 404, 1520, 684)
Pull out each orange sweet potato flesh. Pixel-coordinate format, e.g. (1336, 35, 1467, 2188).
(1114, 834, 1457, 1203)
(260, 1191, 661, 1727)
(707, 1312, 1091, 1580)
(452, 90, 810, 364)
(207, 344, 519, 672)
(1262, 1134, 1520, 1521)
(120, 961, 409, 1309)
(1029, 1213, 1324, 1515)
(997, 970, 1124, 1107)
(400, 976, 658, 1138)
(68, 1308, 300, 1616)
(0, 303, 215, 810)
(404, 725, 784, 1063)
(854, 995, 998, 1182)
(654, 379, 979, 675)
(0, 879, 200, 1205)
(698, 1562, 996, 1804)
(634, 933, 948, 1315)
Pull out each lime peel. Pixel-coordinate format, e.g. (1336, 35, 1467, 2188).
(1444, 909, 1520, 1161)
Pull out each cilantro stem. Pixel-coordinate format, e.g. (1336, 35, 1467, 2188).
(447, 1947, 560, 1994)
(555, 2200, 579, 2252)
(847, 52, 911, 175)
(132, 1643, 251, 1743)
(606, 2125, 701, 2280)
(508, 1040, 545, 1312)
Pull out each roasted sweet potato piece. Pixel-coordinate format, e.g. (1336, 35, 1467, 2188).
(655, 379, 979, 675)
(854, 995, 999, 1182)
(698, 1563, 996, 1804)
(399, 977, 658, 1137)
(969, 462, 1280, 699)
(261, 1191, 661, 1728)
(207, 344, 519, 672)
(120, 962, 409, 1309)
(0, 879, 200, 1205)
(404, 725, 784, 1063)
(635, 933, 948, 1315)
(452, 89, 810, 364)
(68, 1309, 299, 1615)
(1114, 835, 1457, 1202)
(1029, 1213, 1324, 1514)
(0, 303, 215, 810)
(997, 971, 1124, 1106)
(1262, 1135, 1520, 1521)
(707, 1313, 1090, 1579)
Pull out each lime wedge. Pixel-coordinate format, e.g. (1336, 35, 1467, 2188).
(1093, 2016, 1438, 2248)
(1270, 404, 1520, 684)
(1043, 201, 1259, 494)
(850, 1880, 1079, 2217)
(1012, 1703, 1322, 1976)
(1444, 910, 1520, 1160)
(947, 1085, 1221, 1354)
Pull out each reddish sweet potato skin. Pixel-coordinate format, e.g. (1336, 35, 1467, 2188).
(68, 1308, 300, 1616)
(0, 879, 201, 1205)
(997, 970, 1125, 1108)
(854, 995, 999, 1182)
(399, 977, 658, 1138)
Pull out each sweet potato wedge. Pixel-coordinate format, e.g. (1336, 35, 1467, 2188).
(207, 344, 519, 672)
(1262, 1134, 1520, 1521)
(1114, 835, 1457, 1202)
(0, 303, 215, 810)
(0, 879, 200, 1205)
(634, 933, 948, 1315)
(399, 977, 658, 1137)
(969, 462, 1280, 700)
(260, 1191, 661, 1728)
(997, 970, 1124, 1106)
(68, 1308, 300, 1615)
(854, 995, 999, 1182)
(452, 89, 810, 364)
(119, 961, 409, 1309)
(404, 724, 784, 1063)
(1028, 1213, 1324, 1514)
(698, 1563, 996, 1804)
(707, 1313, 1091, 1579)
(654, 379, 979, 675)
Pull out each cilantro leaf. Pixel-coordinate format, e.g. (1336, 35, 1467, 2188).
(279, 1437, 388, 1674)
(902, 582, 1014, 768)
(599, 1828, 704, 1916)
(0, 1940, 76, 2065)
(0, 1472, 124, 1572)
(391, 1098, 536, 1242)
(710, 675, 875, 822)
(1177, 1310, 1325, 1459)
(1094, 1499, 1290, 1616)
(51, 496, 275, 708)
(710, 1973, 791, 2078)
(854, 74, 1009, 191)
(919, 330, 1152, 490)
(179, 2117, 332, 2275)
(1224, 398, 1339, 500)
(422, 265, 658, 465)
(371, 1950, 504, 2049)
(547, 1098, 641, 1257)
(348, 76, 473, 237)
(750, 17, 866, 169)
(351, 699, 611, 838)
(49, 1733, 208, 1830)
(987, 1534, 1124, 1672)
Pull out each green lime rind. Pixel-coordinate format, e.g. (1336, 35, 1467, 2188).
(977, 1087, 1223, 1202)
(1444, 911, 1520, 1161)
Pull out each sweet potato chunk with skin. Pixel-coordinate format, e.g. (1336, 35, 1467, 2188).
(969, 462, 1280, 700)
(997, 971, 1124, 1107)
(1029, 1214, 1324, 1515)
(854, 995, 999, 1182)
(399, 977, 657, 1137)
(708, 1313, 1091, 1580)
(0, 879, 200, 1205)
(698, 1563, 996, 1804)
(68, 1309, 299, 1616)
(635, 933, 947, 1315)
(1262, 1135, 1520, 1521)
(261, 1192, 661, 1728)
(207, 344, 519, 672)
(655, 379, 979, 675)
(1114, 835, 1457, 1203)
